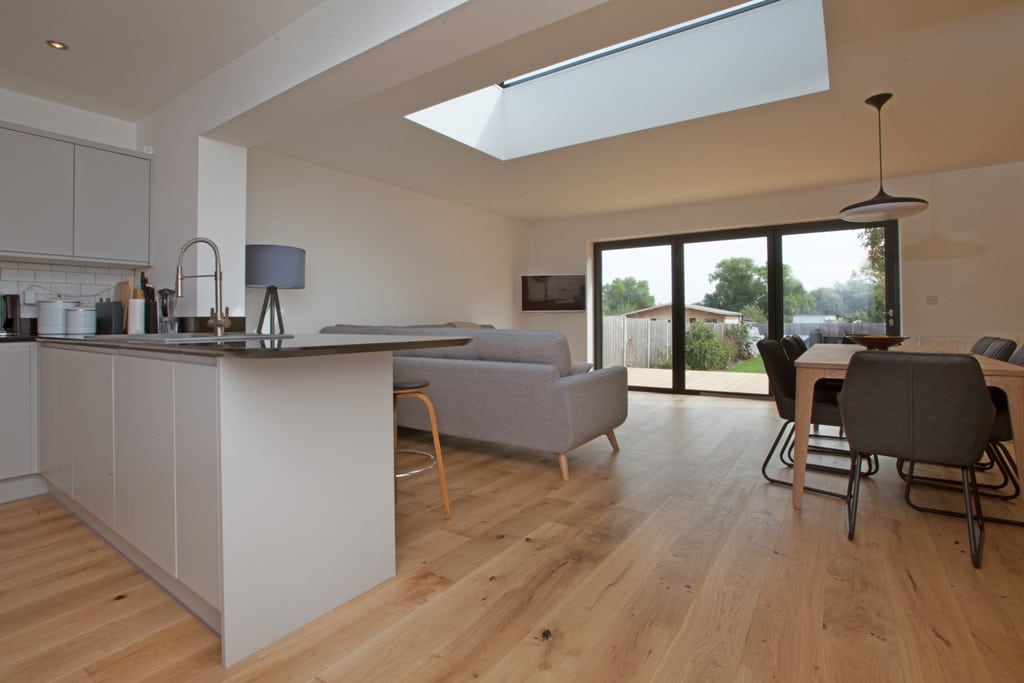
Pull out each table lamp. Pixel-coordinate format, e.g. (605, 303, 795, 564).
(245, 244, 305, 334)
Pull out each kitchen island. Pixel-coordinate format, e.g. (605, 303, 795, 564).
(36, 332, 468, 667)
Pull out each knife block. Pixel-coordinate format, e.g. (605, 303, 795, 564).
(95, 300, 123, 334)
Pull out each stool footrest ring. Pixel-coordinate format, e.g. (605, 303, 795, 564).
(396, 449, 437, 479)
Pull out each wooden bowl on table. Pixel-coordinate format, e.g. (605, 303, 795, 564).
(845, 334, 910, 351)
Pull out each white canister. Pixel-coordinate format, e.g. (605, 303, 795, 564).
(65, 306, 97, 335)
(38, 300, 75, 335)
(127, 299, 147, 335)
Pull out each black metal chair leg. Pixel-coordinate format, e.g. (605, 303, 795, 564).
(761, 422, 848, 499)
(897, 444, 1020, 500)
(962, 466, 985, 568)
(846, 451, 863, 540)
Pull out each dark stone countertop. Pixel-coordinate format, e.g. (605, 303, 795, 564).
(34, 332, 470, 358)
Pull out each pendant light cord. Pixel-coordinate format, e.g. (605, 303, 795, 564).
(876, 104, 885, 192)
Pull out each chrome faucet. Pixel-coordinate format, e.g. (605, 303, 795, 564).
(175, 237, 231, 336)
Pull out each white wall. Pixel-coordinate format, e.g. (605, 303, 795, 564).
(0, 88, 137, 150)
(524, 161, 1024, 360)
(245, 149, 529, 333)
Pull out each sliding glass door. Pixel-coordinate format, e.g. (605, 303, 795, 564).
(780, 226, 892, 345)
(682, 236, 768, 395)
(594, 220, 898, 395)
(596, 244, 673, 389)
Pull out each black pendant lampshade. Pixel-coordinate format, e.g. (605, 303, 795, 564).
(839, 93, 928, 223)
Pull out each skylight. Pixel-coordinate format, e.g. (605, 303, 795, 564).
(406, 0, 828, 160)
(499, 0, 778, 89)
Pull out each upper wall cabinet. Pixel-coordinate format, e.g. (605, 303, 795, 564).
(74, 146, 151, 263)
(0, 124, 151, 266)
(0, 127, 75, 257)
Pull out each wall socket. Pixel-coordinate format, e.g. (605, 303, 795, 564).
(926, 295, 939, 305)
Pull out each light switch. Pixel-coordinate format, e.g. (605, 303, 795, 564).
(925, 295, 939, 305)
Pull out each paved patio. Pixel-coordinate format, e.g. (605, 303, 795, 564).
(626, 367, 769, 394)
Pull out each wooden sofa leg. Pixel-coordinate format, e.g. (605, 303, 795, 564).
(556, 453, 570, 481)
(606, 430, 620, 453)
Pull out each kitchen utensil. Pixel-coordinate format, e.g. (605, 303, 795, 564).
(114, 280, 133, 332)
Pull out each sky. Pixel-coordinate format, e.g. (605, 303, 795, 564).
(600, 230, 871, 306)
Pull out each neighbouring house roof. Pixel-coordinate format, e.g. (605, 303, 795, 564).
(623, 303, 744, 318)
(685, 303, 743, 317)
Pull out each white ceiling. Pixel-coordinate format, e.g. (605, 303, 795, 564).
(2, 0, 1023, 222)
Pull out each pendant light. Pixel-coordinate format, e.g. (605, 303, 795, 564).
(839, 92, 928, 222)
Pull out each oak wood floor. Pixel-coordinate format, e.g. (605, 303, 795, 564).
(3, 392, 1024, 682)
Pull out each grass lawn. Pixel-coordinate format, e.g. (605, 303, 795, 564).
(729, 357, 764, 373)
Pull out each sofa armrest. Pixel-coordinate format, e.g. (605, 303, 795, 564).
(552, 366, 628, 451)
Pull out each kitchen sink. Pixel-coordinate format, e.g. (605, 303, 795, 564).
(89, 332, 294, 344)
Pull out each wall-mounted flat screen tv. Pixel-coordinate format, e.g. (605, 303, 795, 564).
(521, 275, 586, 311)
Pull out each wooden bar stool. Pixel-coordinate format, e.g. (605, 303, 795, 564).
(394, 378, 451, 519)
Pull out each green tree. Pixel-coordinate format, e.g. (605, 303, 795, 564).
(858, 227, 886, 320)
(701, 257, 812, 322)
(701, 257, 764, 315)
(685, 320, 730, 370)
(809, 287, 844, 317)
(740, 304, 766, 324)
(602, 277, 655, 315)
(782, 273, 815, 321)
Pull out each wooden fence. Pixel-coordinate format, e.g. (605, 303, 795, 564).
(602, 316, 886, 368)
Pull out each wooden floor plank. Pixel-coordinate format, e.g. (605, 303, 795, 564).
(3, 393, 1024, 682)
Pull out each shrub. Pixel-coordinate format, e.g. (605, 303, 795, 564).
(723, 323, 754, 362)
(685, 321, 730, 370)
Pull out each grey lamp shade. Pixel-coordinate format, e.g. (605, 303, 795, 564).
(245, 244, 306, 289)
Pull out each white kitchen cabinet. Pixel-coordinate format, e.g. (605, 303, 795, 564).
(51, 351, 77, 494)
(0, 123, 150, 265)
(74, 145, 150, 263)
(68, 350, 115, 528)
(174, 361, 221, 606)
(0, 343, 37, 479)
(39, 347, 116, 520)
(114, 353, 177, 576)
(0, 127, 74, 257)
(36, 347, 56, 483)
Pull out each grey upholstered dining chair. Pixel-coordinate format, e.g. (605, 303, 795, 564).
(899, 343, 1024, 503)
(838, 351, 995, 567)
(979, 337, 1017, 362)
(757, 339, 874, 498)
(780, 335, 807, 362)
(970, 336, 998, 354)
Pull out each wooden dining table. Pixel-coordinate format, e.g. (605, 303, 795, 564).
(790, 343, 1024, 508)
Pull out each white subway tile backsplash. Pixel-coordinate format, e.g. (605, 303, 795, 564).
(1, 269, 36, 281)
(32, 271, 67, 283)
(51, 284, 83, 298)
(81, 284, 112, 297)
(0, 261, 139, 306)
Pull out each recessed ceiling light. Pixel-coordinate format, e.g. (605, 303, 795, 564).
(46, 40, 69, 50)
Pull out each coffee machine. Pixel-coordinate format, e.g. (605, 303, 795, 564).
(0, 294, 20, 335)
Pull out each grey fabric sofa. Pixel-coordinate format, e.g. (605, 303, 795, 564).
(320, 324, 628, 479)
